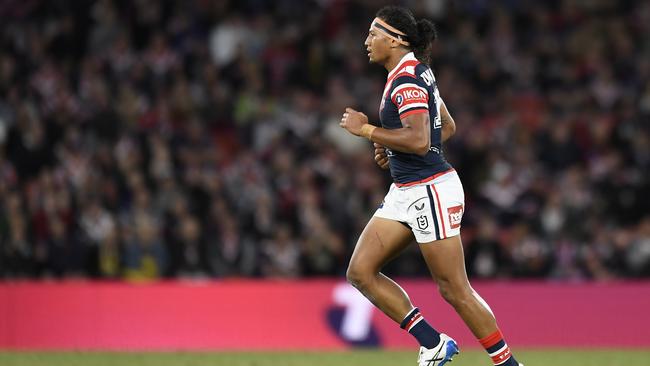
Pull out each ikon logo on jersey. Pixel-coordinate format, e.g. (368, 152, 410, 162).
(447, 205, 463, 229)
(393, 86, 428, 106)
(401, 89, 427, 100)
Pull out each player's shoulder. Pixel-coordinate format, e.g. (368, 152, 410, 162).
(391, 62, 432, 89)
(389, 65, 430, 105)
(414, 63, 433, 79)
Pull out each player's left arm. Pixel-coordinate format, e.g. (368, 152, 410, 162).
(440, 100, 455, 142)
(374, 143, 390, 170)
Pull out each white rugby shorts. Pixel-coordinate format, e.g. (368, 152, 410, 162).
(374, 170, 465, 243)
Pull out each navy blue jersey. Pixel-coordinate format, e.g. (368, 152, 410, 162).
(378, 52, 452, 185)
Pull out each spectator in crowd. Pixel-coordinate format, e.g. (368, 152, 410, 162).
(0, 0, 648, 280)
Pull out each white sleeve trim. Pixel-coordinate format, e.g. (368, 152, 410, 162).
(399, 103, 429, 114)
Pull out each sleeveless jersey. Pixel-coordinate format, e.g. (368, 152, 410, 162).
(378, 52, 452, 185)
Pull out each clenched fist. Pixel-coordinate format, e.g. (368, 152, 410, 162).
(339, 107, 368, 136)
(374, 143, 390, 170)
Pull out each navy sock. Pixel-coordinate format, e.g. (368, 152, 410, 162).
(480, 329, 520, 365)
(399, 308, 441, 348)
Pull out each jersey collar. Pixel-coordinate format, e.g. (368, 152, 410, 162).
(387, 52, 417, 80)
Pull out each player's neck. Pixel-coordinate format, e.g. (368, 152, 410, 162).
(384, 49, 410, 73)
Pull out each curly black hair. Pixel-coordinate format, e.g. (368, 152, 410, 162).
(376, 6, 437, 65)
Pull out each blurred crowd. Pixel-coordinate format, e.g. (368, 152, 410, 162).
(0, 0, 649, 280)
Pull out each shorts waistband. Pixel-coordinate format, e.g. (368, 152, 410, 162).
(394, 168, 455, 188)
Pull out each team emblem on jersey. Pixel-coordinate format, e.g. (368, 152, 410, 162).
(447, 205, 463, 229)
(395, 94, 404, 106)
(416, 215, 429, 230)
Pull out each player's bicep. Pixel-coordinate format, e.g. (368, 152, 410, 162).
(401, 112, 430, 154)
(401, 112, 430, 131)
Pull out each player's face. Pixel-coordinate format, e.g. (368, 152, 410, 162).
(365, 27, 390, 64)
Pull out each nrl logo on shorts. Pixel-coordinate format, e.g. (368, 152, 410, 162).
(416, 215, 429, 230)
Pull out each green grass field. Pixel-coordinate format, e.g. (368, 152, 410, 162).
(2, 350, 649, 366)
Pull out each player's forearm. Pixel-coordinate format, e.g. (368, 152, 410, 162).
(441, 122, 454, 142)
(368, 126, 430, 156)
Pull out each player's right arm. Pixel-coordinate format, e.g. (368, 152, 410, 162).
(340, 108, 431, 156)
(373, 100, 453, 170)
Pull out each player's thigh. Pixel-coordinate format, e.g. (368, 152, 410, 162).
(418, 235, 470, 287)
(348, 216, 414, 275)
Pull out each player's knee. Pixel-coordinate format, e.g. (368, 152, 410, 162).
(346, 264, 371, 290)
(438, 279, 472, 308)
(438, 281, 455, 304)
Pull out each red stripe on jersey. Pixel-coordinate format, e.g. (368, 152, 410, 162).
(394, 169, 455, 188)
(399, 108, 428, 119)
(388, 58, 418, 79)
(384, 60, 419, 90)
(382, 60, 420, 105)
(389, 71, 418, 87)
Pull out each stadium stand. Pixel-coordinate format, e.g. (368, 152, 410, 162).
(0, 0, 648, 280)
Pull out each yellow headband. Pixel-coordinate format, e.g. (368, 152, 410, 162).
(371, 17, 410, 46)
